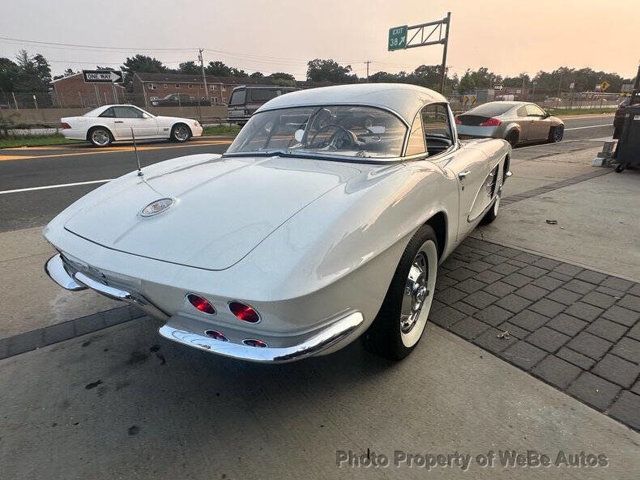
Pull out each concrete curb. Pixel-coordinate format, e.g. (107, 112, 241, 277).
(0, 305, 144, 360)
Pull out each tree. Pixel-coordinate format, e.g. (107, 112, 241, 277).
(205, 61, 232, 76)
(12, 50, 51, 92)
(0, 57, 19, 92)
(121, 54, 166, 88)
(307, 59, 357, 83)
(179, 61, 200, 75)
(268, 72, 296, 86)
(249, 71, 264, 79)
(457, 67, 502, 94)
(502, 73, 530, 88)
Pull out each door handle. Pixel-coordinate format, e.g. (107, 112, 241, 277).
(114, 120, 124, 123)
(458, 170, 471, 180)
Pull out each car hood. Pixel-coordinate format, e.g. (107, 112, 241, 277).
(63, 154, 362, 270)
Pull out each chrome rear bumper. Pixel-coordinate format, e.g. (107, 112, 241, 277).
(45, 254, 364, 363)
(159, 311, 364, 363)
(45, 254, 168, 320)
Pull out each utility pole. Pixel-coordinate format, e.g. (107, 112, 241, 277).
(198, 49, 210, 102)
(439, 12, 451, 94)
(365, 61, 371, 81)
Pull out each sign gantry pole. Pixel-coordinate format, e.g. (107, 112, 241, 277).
(388, 12, 452, 94)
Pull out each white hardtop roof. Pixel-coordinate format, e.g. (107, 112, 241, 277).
(84, 104, 147, 116)
(255, 83, 447, 124)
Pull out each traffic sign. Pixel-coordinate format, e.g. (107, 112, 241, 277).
(599, 81, 610, 92)
(83, 70, 123, 83)
(388, 25, 408, 51)
(494, 85, 503, 90)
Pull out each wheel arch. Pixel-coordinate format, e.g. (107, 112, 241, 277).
(172, 122, 193, 135)
(423, 210, 447, 261)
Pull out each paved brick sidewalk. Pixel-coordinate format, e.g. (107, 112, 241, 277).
(433, 237, 640, 431)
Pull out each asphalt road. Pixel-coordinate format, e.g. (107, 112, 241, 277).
(0, 115, 614, 233)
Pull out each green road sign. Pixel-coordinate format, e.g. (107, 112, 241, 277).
(388, 25, 408, 51)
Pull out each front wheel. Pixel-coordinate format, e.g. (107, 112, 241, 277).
(362, 225, 439, 360)
(170, 123, 191, 143)
(480, 194, 500, 225)
(549, 125, 564, 143)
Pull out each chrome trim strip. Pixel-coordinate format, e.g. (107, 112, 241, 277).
(45, 254, 86, 291)
(159, 311, 364, 363)
(73, 271, 169, 321)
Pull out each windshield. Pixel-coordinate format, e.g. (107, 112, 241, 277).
(226, 105, 407, 159)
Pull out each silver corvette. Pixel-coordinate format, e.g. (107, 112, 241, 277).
(44, 83, 511, 363)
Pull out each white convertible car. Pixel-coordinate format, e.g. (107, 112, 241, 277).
(60, 104, 203, 147)
(45, 84, 510, 362)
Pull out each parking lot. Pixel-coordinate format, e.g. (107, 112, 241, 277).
(1, 114, 640, 479)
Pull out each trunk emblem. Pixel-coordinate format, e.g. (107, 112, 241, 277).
(140, 198, 175, 217)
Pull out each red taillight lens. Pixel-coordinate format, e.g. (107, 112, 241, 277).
(243, 339, 267, 348)
(229, 302, 260, 323)
(455, 116, 462, 125)
(187, 294, 215, 314)
(480, 117, 502, 127)
(60, 122, 71, 129)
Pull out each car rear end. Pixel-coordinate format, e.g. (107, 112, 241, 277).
(455, 114, 506, 139)
(455, 102, 517, 140)
(59, 116, 87, 140)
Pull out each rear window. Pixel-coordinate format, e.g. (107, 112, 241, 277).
(229, 89, 246, 106)
(467, 102, 514, 117)
(247, 89, 281, 103)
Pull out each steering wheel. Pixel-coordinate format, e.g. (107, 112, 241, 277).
(308, 124, 358, 150)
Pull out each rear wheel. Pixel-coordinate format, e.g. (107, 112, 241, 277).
(170, 123, 191, 143)
(88, 127, 112, 147)
(549, 125, 564, 143)
(505, 130, 519, 147)
(362, 225, 438, 360)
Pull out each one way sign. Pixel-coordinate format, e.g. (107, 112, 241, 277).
(82, 70, 124, 83)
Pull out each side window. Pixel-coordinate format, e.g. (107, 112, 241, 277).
(525, 104, 545, 116)
(421, 103, 453, 155)
(517, 106, 528, 117)
(99, 107, 115, 118)
(405, 113, 426, 156)
(113, 106, 144, 118)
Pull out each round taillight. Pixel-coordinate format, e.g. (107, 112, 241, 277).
(187, 294, 215, 314)
(204, 330, 227, 341)
(243, 339, 267, 348)
(229, 302, 260, 323)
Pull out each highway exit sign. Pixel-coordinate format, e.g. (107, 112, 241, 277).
(388, 25, 408, 51)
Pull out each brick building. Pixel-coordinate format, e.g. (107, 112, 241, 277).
(132, 72, 267, 107)
(51, 73, 126, 108)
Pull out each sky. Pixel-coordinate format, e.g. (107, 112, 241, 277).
(0, 0, 637, 79)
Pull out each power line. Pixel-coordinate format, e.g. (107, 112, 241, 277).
(0, 35, 360, 66)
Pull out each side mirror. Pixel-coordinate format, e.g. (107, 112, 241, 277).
(294, 129, 305, 143)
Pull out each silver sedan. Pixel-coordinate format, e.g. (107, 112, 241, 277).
(456, 101, 564, 146)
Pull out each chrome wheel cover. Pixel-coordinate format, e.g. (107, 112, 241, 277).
(174, 125, 189, 141)
(400, 240, 438, 347)
(91, 129, 110, 146)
